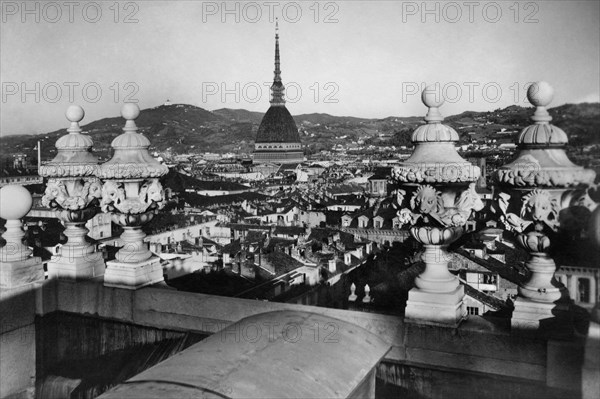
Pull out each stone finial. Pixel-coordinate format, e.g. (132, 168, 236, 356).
(97, 103, 168, 179)
(56, 104, 92, 150)
(408, 85, 460, 143)
(39, 104, 98, 177)
(0, 185, 43, 287)
(121, 102, 141, 133)
(0, 185, 32, 223)
(66, 104, 85, 129)
(349, 282, 357, 302)
(422, 84, 444, 123)
(513, 81, 568, 145)
(528, 81, 553, 123)
(497, 81, 595, 188)
(363, 284, 371, 303)
(0, 185, 33, 262)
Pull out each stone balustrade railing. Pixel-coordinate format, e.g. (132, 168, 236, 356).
(2, 103, 168, 290)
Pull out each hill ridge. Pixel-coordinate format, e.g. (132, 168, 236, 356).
(1, 102, 598, 161)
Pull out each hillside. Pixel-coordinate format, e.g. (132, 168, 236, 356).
(1, 102, 598, 163)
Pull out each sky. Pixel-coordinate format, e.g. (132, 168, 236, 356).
(1, 0, 599, 136)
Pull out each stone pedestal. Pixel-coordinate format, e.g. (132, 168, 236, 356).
(511, 297, 572, 334)
(406, 244, 467, 326)
(47, 251, 104, 281)
(46, 221, 105, 280)
(404, 228, 468, 326)
(103, 257, 163, 290)
(406, 285, 466, 327)
(0, 257, 44, 289)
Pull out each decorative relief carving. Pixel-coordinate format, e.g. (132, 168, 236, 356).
(520, 189, 559, 228)
(139, 178, 166, 210)
(391, 163, 480, 184)
(42, 178, 102, 211)
(410, 185, 442, 215)
(496, 167, 595, 188)
(100, 179, 166, 215)
(497, 192, 531, 233)
(394, 183, 482, 229)
(39, 163, 98, 178)
(97, 162, 168, 179)
(497, 189, 563, 234)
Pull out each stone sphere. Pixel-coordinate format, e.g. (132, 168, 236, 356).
(422, 85, 445, 108)
(0, 185, 33, 220)
(528, 81, 554, 107)
(65, 105, 84, 123)
(121, 103, 140, 120)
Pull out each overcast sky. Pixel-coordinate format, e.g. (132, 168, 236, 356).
(1, 0, 599, 136)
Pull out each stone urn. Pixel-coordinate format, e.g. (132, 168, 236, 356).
(38, 105, 105, 280)
(391, 86, 483, 326)
(96, 103, 169, 289)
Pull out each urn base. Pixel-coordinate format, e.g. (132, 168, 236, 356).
(0, 257, 44, 288)
(47, 252, 105, 281)
(104, 257, 164, 290)
(511, 297, 573, 337)
(405, 285, 466, 327)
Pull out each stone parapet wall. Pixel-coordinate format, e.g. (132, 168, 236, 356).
(28, 279, 584, 396)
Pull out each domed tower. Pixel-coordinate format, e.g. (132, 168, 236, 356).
(253, 21, 303, 165)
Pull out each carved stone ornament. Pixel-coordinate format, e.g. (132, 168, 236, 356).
(395, 183, 483, 229)
(100, 178, 166, 221)
(390, 86, 483, 326)
(38, 105, 99, 178)
(37, 105, 107, 280)
(42, 178, 102, 211)
(492, 82, 599, 327)
(496, 81, 596, 190)
(97, 104, 168, 274)
(96, 103, 168, 180)
(391, 163, 480, 184)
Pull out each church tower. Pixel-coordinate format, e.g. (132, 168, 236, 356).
(253, 20, 303, 165)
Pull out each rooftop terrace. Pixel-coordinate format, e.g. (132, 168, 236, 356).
(1, 83, 599, 398)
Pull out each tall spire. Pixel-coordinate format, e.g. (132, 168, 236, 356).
(270, 18, 285, 106)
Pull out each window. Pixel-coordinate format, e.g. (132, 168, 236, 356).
(578, 278, 590, 303)
(483, 274, 496, 285)
(467, 306, 479, 315)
